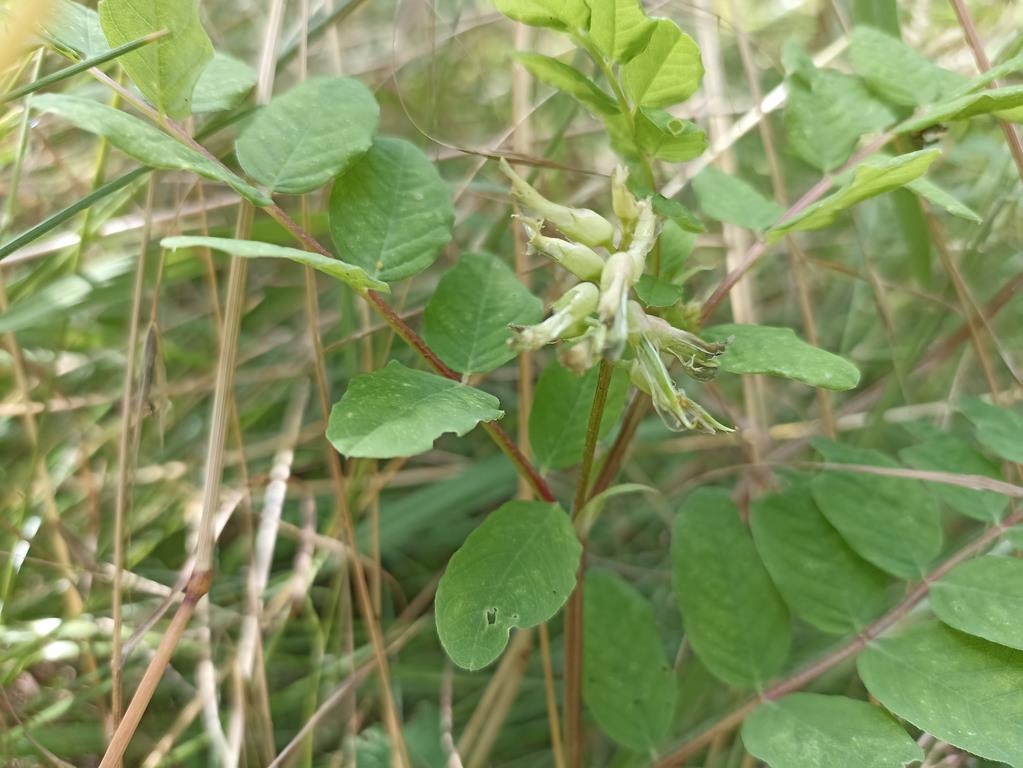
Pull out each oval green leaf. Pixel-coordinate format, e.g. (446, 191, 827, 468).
(672, 488, 791, 689)
(692, 167, 784, 231)
(329, 137, 454, 282)
(931, 556, 1023, 650)
(435, 501, 581, 670)
(858, 622, 1023, 765)
(236, 77, 378, 194)
(326, 361, 502, 459)
(160, 235, 387, 293)
(422, 252, 541, 374)
(31, 94, 270, 205)
(623, 18, 703, 108)
(515, 53, 619, 116)
(634, 108, 708, 162)
(586, 0, 656, 64)
(529, 362, 630, 471)
(583, 569, 676, 751)
(958, 397, 1023, 463)
(848, 26, 965, 107)
(897, 84, 1023, 133)
(191, 52, 256, 114)
(742, 694, 923, 768)
(899, 433, 1008, 522)
(810, 441, 943, 580)
(750, 482, 891, 634)
(98, 0, 214, 118)
(703, 324, 860, 391)
(494, 0, 589, 30)
(769, 150, 940, 239)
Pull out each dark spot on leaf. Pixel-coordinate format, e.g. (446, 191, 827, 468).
(485, 607, 498, 625)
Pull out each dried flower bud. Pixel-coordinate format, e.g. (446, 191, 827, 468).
(642, 313, 728, 382)
(519, 216, 605, 281)
(630, 335, 732, 434)
(508, 282, 599, 351)
(558, 323, 606, 374)
(500, 158, 615, 248)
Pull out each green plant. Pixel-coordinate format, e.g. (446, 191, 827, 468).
(4, 0, 1023, 767)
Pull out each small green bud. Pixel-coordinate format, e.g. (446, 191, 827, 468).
(624, 198, 657, 274)
(611, 165, 641, 229)
(508, 282, 599, 351)
(500, 158, 615, 248)
(519, 216, 605, 281)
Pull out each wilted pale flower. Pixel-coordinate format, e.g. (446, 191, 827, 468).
(630, 334, 732, 434)
(519, 216, 605, 281)
(641, 313, 728, 382)
(500, 158, 615, 248)
(509, 282, 599, 351)
(557, 322, 607, 373)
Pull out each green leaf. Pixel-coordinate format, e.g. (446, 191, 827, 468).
(159, 236, 388, 293)
(635, 274, 683, 308)
(958, 397, 1023, 463)
(494, 0, 589, 30)
(784, 60, 896, 171)
(583, 570, 676, 751)
(769, 150, 940, 239)
(190, 52, 256, 113)
(810, 441, 943, 579)
(30, 94, 270, 205)
(671, 488, 791, 689)
(651, 194, 705, 234)
(848, 26, 965, 107)
(529, 362, 630, 471)
(931, 557, 1023, 651)
(742, 694, 923, 768)
(515, 53, 619, 116)
(586, 0, 656, 64)
(235, 77, 378, 195)
(750, 482, 891, 634)
(634, 108, 708, 162)
(622, 19, 703, 108)
(435, 501, 581, 670)
(906, 177, 982, 223)
(47, 0, 110, 57)
(703, 324, 860, 391)
(691, 167, 784, 231)
(422, 252, 542, 374)
(899, 434, 1008, 522)
(858, 622, 1023, 765)
(329, 137, 454, 283)
(575, 483, 654, 537)
(326, 361, 502, 459)
(98, 0, 214, 118)
(852, 0, 899, 34)
(897, 84, 1023, 133)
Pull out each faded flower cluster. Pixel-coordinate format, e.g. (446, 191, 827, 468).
(500, 160, 731, 434)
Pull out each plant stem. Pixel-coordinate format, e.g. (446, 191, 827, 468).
(564, 359, 616, 768)
(654, 508, 1023, 767)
